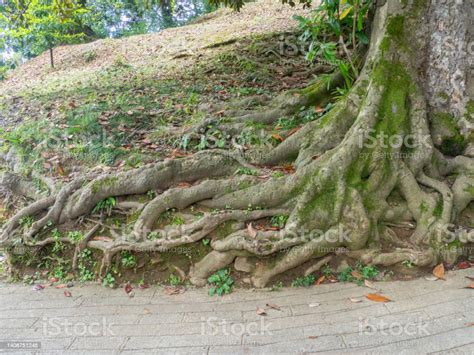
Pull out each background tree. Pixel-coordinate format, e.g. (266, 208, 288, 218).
(0, 0, 89, 68)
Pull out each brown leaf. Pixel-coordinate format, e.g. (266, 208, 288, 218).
(457, 261, 471, 269)
(308, 336, 318, 339)
(351, 271, 363, 280)
(139, 283, 150, 289)
(32, 284, 45, 291)
(50, 277, 59, 283)
(271, 133, 284, 142)
(164, 286, 185, 295)
(464, 282, 474, 289)
(64, 291, 72, 297)
(366, 293, 392, 303)
(364, 280, 376, 289)
(92, 236, 114, 242)
(247, 223, 257, 238)
(266, 303, 281, 311)
(177, 182, 192, 188)
(55, 284, 67, 289)
(256, 307, 267, 316)
(124, 283, 133, 294)
(315, 275, 326, 285)
(433, 263, 446, 280)
(287, 127, 301, 136)
(314, 106, 324, 113)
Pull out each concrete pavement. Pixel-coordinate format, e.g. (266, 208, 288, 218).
(0, 269, 473, 354)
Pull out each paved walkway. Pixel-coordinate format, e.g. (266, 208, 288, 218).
(0, 269, 473, 354)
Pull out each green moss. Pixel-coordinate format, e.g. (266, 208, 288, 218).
(91, 176, 119, 193)
(433, 199, 443, 218)
(434, 112, 466, 156)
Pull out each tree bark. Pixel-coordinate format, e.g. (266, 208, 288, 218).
(2, 0, 473, 286)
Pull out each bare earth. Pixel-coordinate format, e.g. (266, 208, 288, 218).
(0, 269, 472, 354)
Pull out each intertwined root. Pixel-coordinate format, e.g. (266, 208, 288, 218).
(1, 1, 473, 287)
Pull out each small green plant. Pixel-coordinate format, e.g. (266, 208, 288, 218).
(120, 251, 137, 268)
(102, 273, 115, 288)
(83, 50, 97, 62)
(208, 269, 234, 296)
(338, 263, 380, 285)
(51, 228, 64, 254)
(402, 260, 414, 269)
(168, 273, 183, 286)
(270, 281, 284, 291)
(19, 216, 34, 228)
(170, 215, 185, 226)
(147, 231, 161, 240)
(67, 231, 84, 244)
(291, 275, 316, 287)
(235, 167, 258, 176)
(322, 264, 334, 277)
(202, 238, 211, 246)
(271, 171, 285, 178)
(270, 215, 289, 229)
(92, 197, 116, 215)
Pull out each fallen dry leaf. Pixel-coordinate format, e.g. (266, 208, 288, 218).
(424, 275, 438, 281)
(55, 284, 67, 289)
(464, 282, 474, 289)
(308, 336, 318, 339)
(32, 284, 44, 291)
(350, 298, 362, 303)
(271, 133, 284, 142)
(266, 303, 281, 311)
(315, 275, 326, 285)
(176, 182, 192, 188)
(139, 283, 150, 289)
(457, 261, 471, 269)
(247, 223, 257, 238)
(309, 303, 321, 308)
(64, 291, 72, 297)
(164, 286, 185, 295)
(351, 271, 363, 280)
(364, 280, 376, 289)
(92, 236, 114, 242)
(433, 263, 446, 280)
(366, 293, 391, 303)
(143, 308, 152, 315)
(256, 307, 267, 316)
(124, 283, 133, 294)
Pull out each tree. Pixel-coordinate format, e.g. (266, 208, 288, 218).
(0, 0, 88, 67)
(1, 0, 472, 287)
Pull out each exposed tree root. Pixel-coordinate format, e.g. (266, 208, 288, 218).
(1, 0, 472, 287)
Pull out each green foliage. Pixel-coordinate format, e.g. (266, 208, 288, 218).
(120, 251, 137, 268)
(270, 215, 289, 229)
(168, 273, 183, 286)
(19, 215, 34, 228)
(67, 230, 84, 243)
(291, 274, 316, 287)
(294, 0, 372, 87)
(0, 0, 88, 64)
(208, 268, 234, 296)
(92, 197, 116, 215)
(338, 263, 379, 285)
(321, 264, 334, 277)
(78, 248, 96, 282)
(235, 167, 258, 176)
(102, 272, 115, 287)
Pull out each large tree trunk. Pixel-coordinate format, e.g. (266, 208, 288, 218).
(1, 0, 473, 287)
